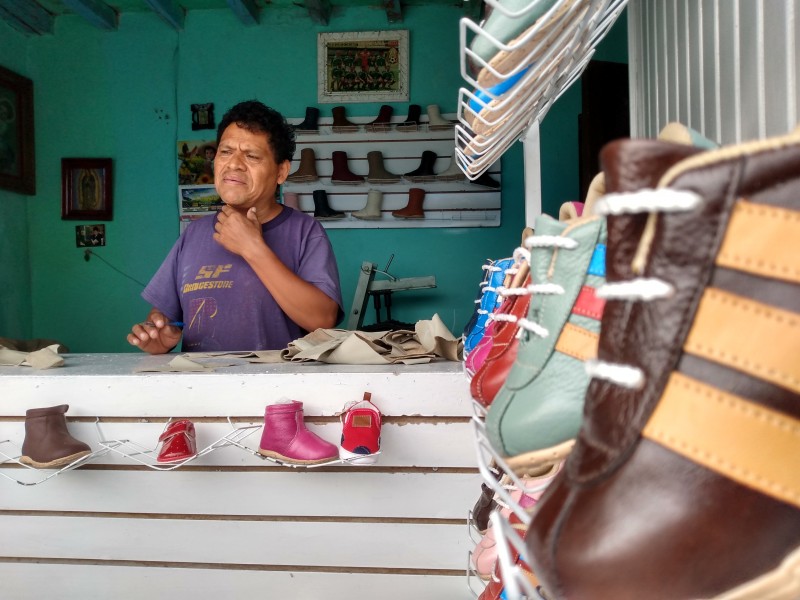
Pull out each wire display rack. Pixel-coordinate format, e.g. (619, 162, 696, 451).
(454, 0, 629, 181)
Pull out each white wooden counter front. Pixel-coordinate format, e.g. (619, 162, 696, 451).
(0, 353, 479, 599)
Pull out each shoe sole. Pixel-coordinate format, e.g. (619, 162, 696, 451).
(19, 450, 91, 469)
(258, 449, 338, 466)
(715, 545, 800, 600)
(504, 439, 574, 476)
(339, 447, 378, 466)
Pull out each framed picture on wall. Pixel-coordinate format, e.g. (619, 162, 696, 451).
(61, 158, 113, 221)
(317, 30, 409, 104)
(0, 65, 35, 195)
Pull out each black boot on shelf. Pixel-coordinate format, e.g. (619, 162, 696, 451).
(397, 104, 422, 132)
(404, 150, 438, 182)
(293, 107, 319, 133)
(312, 189, 345, 221)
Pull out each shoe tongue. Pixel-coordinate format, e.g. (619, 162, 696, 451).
(601, 138, 704, 194)
(599, 139, 705, 282)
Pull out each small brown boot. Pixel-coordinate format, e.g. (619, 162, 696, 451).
(392, 188, 425, 219)
(286, 148, 319, 183)
(365, 105, 394, 133)
(20, 404, 91, 469)
(332, 106, 359, 133)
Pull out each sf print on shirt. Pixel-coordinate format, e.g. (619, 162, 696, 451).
(182, 264, 233, 337)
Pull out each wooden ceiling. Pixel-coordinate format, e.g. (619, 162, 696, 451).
(0, 0, 479, 35)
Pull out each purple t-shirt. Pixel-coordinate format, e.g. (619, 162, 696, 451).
(142, 206, 343, 352)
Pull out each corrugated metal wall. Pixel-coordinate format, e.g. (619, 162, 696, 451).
(628, 0, 800, 144)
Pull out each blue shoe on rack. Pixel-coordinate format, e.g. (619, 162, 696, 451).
(465, 256, 516, 355)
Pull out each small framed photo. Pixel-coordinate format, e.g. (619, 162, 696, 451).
(75, 224, 106, 247)
(61, 158, 113, 220)
(318, 30, 409, 104)
(0, 65, 35, 195)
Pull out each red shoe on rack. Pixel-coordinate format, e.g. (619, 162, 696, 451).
(339, 392, 382, 465)
(156, 419, 197, 463)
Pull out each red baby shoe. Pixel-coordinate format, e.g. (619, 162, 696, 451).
(156, 419, 197, 463)
(339, 392, 382, 465)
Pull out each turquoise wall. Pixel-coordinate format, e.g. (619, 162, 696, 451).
(0, 24, 33, 340)
(1, 6, 627, 352)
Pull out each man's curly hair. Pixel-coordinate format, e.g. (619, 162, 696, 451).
(216, 100, 296, 164)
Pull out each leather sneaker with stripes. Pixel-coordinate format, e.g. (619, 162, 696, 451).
(527, 131, 800, 600)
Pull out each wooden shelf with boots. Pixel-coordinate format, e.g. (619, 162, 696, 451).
(283, 113, 502, 229)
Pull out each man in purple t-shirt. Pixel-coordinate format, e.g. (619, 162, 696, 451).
(127, 101, 343, 353)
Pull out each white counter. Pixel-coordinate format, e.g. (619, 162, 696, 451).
(0, 353, 479, 599)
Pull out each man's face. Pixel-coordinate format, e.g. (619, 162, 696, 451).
(214, 124, 290, 210)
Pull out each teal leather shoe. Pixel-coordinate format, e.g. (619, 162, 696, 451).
(486, 212, 606, 474)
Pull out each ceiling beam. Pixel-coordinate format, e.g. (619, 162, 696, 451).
(383, 0, 402, 23)
(0, 0, 53, 35)
(142, 0, 184, 30)
(226, 0, 259, 25)
(61, 0, 117, 30)
(302, 0, 330, 25)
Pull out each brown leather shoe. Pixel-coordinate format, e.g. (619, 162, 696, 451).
(19, 404, 91, 469)
(526, 132, 800, 599)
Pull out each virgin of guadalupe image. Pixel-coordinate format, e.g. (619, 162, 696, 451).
(77, 169, 101, 210)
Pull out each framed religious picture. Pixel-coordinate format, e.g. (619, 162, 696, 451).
(0, 65, 35, 195)
(317, 30, 409, 103)
(61, 158, 113, 221)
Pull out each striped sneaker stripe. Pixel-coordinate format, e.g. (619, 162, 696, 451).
(643, 372, 800, 509)
(716, 200, 800, 284)
(683, 287, 800, 394)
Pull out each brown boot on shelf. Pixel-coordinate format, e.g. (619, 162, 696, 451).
(332, 106, 359, 133)
(396, 104, 422, 132)
(19, 404, 91, 469)
(392, 188, 425, 219)
(365, 151, 401, 184)
(352, 189, 383, 220)
(526, 130, 800, 600)
(365, 105, 394, 132)
(330, 151, 364, 185)
(286, 148, 319, 183)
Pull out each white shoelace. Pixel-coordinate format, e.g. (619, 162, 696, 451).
(512, 235, 577, 339)
(585, 188, 701, 389)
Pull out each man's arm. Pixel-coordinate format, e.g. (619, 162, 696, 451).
(127, 308, 183, 354)
(214, 206, 339, 331)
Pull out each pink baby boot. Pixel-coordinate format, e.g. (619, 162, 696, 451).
(258, 399, 339, 466)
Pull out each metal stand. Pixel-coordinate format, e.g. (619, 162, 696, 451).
(346, 257, 437, 330)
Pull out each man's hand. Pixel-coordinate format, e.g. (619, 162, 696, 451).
(213, 205, 265, 258)
(127, 310, 182, 354)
